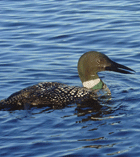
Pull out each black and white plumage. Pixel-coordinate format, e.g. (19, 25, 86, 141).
(0, 82, 98, 110)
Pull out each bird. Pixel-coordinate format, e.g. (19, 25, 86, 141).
(0, 51, 135, 110)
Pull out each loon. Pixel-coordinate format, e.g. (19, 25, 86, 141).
(0, 51, 135, 110)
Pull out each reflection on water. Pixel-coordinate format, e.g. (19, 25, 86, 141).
(25, 96, 128, 155)
(76, 99, 112, 121)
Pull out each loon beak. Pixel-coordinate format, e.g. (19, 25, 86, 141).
(105, 61, 135, 74)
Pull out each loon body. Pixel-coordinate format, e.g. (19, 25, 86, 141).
(0, 51, 134, 110)
(0, 82, 100, 109)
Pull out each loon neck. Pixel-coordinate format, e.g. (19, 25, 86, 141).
(83, 78, 103, 90)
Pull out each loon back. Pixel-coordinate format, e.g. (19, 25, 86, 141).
(0, 82, 100, 110)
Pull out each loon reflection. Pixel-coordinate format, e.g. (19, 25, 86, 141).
(0, 51, 135, 110)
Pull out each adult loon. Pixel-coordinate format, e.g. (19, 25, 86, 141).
(0, 51, 135, 110)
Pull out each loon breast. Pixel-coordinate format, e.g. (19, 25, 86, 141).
(0, 82, 98, 110)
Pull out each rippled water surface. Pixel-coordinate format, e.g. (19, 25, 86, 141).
(0, 0, 140, 156)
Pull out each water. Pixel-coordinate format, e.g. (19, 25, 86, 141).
(0, 0, 140, 156)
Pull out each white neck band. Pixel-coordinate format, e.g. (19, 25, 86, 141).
(83, 78, 100, 89)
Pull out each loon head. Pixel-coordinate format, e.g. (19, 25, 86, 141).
(78, 51, 135, 90)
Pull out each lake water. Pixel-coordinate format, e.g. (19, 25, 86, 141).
(0, 0, 140, 156)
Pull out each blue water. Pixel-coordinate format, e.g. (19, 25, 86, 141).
(0, 0, 140, 156)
